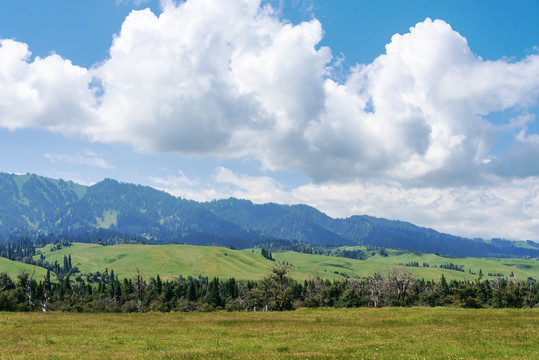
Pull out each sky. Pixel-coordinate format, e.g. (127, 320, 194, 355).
(1, 0, 539, 241)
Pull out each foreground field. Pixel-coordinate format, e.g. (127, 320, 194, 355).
(0, 308, 537, 359)
(33, 242, 539, 282)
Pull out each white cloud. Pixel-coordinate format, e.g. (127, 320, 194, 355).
(0, 39, 96, 133)
(115, 0, 150, 6)
(2, 4, 539, 185)
(149, 170, 220, 201)
(300, 19, 539, 184)
(213, 166, 287, 203)
(150, 167, 539, 241)
(290, 178, 539, 241)
(43, 150, 114, 169)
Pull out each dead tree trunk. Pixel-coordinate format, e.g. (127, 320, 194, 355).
(41, 277, 49, 312)
(136, 268, 143, 313)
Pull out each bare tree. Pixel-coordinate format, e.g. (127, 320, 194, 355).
(366, 273, 384, 308)
(386, 267, 416, 303)
(135, 267, 144, 313)
(18, 270, 35, 306)
(41, 276, 50, 312)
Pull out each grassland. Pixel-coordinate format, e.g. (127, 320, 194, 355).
(31, 242, 539, 282)
(0, 257, 49, 279)
(0, 308, 537, 359)
(273, 249, 539, 281)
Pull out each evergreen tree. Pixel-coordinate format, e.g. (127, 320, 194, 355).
(187, 282, 197, 302)
(156, 275, 163, 295)
(206, 277, 222, 308)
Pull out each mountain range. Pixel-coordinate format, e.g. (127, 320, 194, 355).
(1, 172, 538, 258)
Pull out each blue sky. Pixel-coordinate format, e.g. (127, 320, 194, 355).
(1, 0, 539, 241)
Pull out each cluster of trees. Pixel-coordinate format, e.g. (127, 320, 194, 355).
(256, 240, 372, 260)
(439, 263, 465, 272)
(260, 248, 274, 261)
(0, 238, 36, 262)
(1, 266, 538, 313)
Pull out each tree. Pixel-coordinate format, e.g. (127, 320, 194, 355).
(260, 263, 296, 310)
(0, 272, 15, 292)
(135, 268, 145, 313)
(187, 282, 197, 302)
(18, 271, 35, 306)
(206, 277, 222, 308)
(340, 277, 364, 308)
(386, 267, 415, 304)
(41, 276, 50, 312)
(366, 273, 384, 308)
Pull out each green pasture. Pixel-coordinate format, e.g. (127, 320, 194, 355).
(31, 243, 539, 282)
(273, 248, 538, 281)
(0, 308, 537, 359)
(0, 257, 49, 279)
(35, 243, 272, 281)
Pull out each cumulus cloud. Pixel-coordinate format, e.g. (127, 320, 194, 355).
(1, 0, 539, 186)
(303, 19, 539, 184)
(90, 0, 331, 162)
(91, 5, 539, 184)
(0, 39, 96, 133)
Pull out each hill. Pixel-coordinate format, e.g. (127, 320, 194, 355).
(32, 243, 539, 282)
(1, 172, 539, 258)
(0, 257, 49, 279)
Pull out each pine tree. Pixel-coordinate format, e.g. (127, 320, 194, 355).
(156, 275, 162, 295)
(188, 282, 197, 301)
(206, 277, 222, 308)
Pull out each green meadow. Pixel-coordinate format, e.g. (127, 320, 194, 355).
(0, 308, 537, 359)
(0, 257, 49, 279)
(32, 242, 539, 282)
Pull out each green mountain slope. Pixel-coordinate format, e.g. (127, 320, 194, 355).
(31, 243, 539, 282)
(2, 172, 539, 257)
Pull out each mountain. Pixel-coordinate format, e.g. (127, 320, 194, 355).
(1, 173, 538, 258)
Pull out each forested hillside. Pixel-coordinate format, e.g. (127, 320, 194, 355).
(1, 173, 538, 258)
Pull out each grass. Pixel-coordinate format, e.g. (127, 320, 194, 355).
(36, 243, 272, 281)
(0, 257, 48, 279)
(30, 243, 539, 282)
(0, 308, 537, 359)
(272, 248, 539, 281)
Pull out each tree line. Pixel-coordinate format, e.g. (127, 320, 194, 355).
(1, 265, 537, 312)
